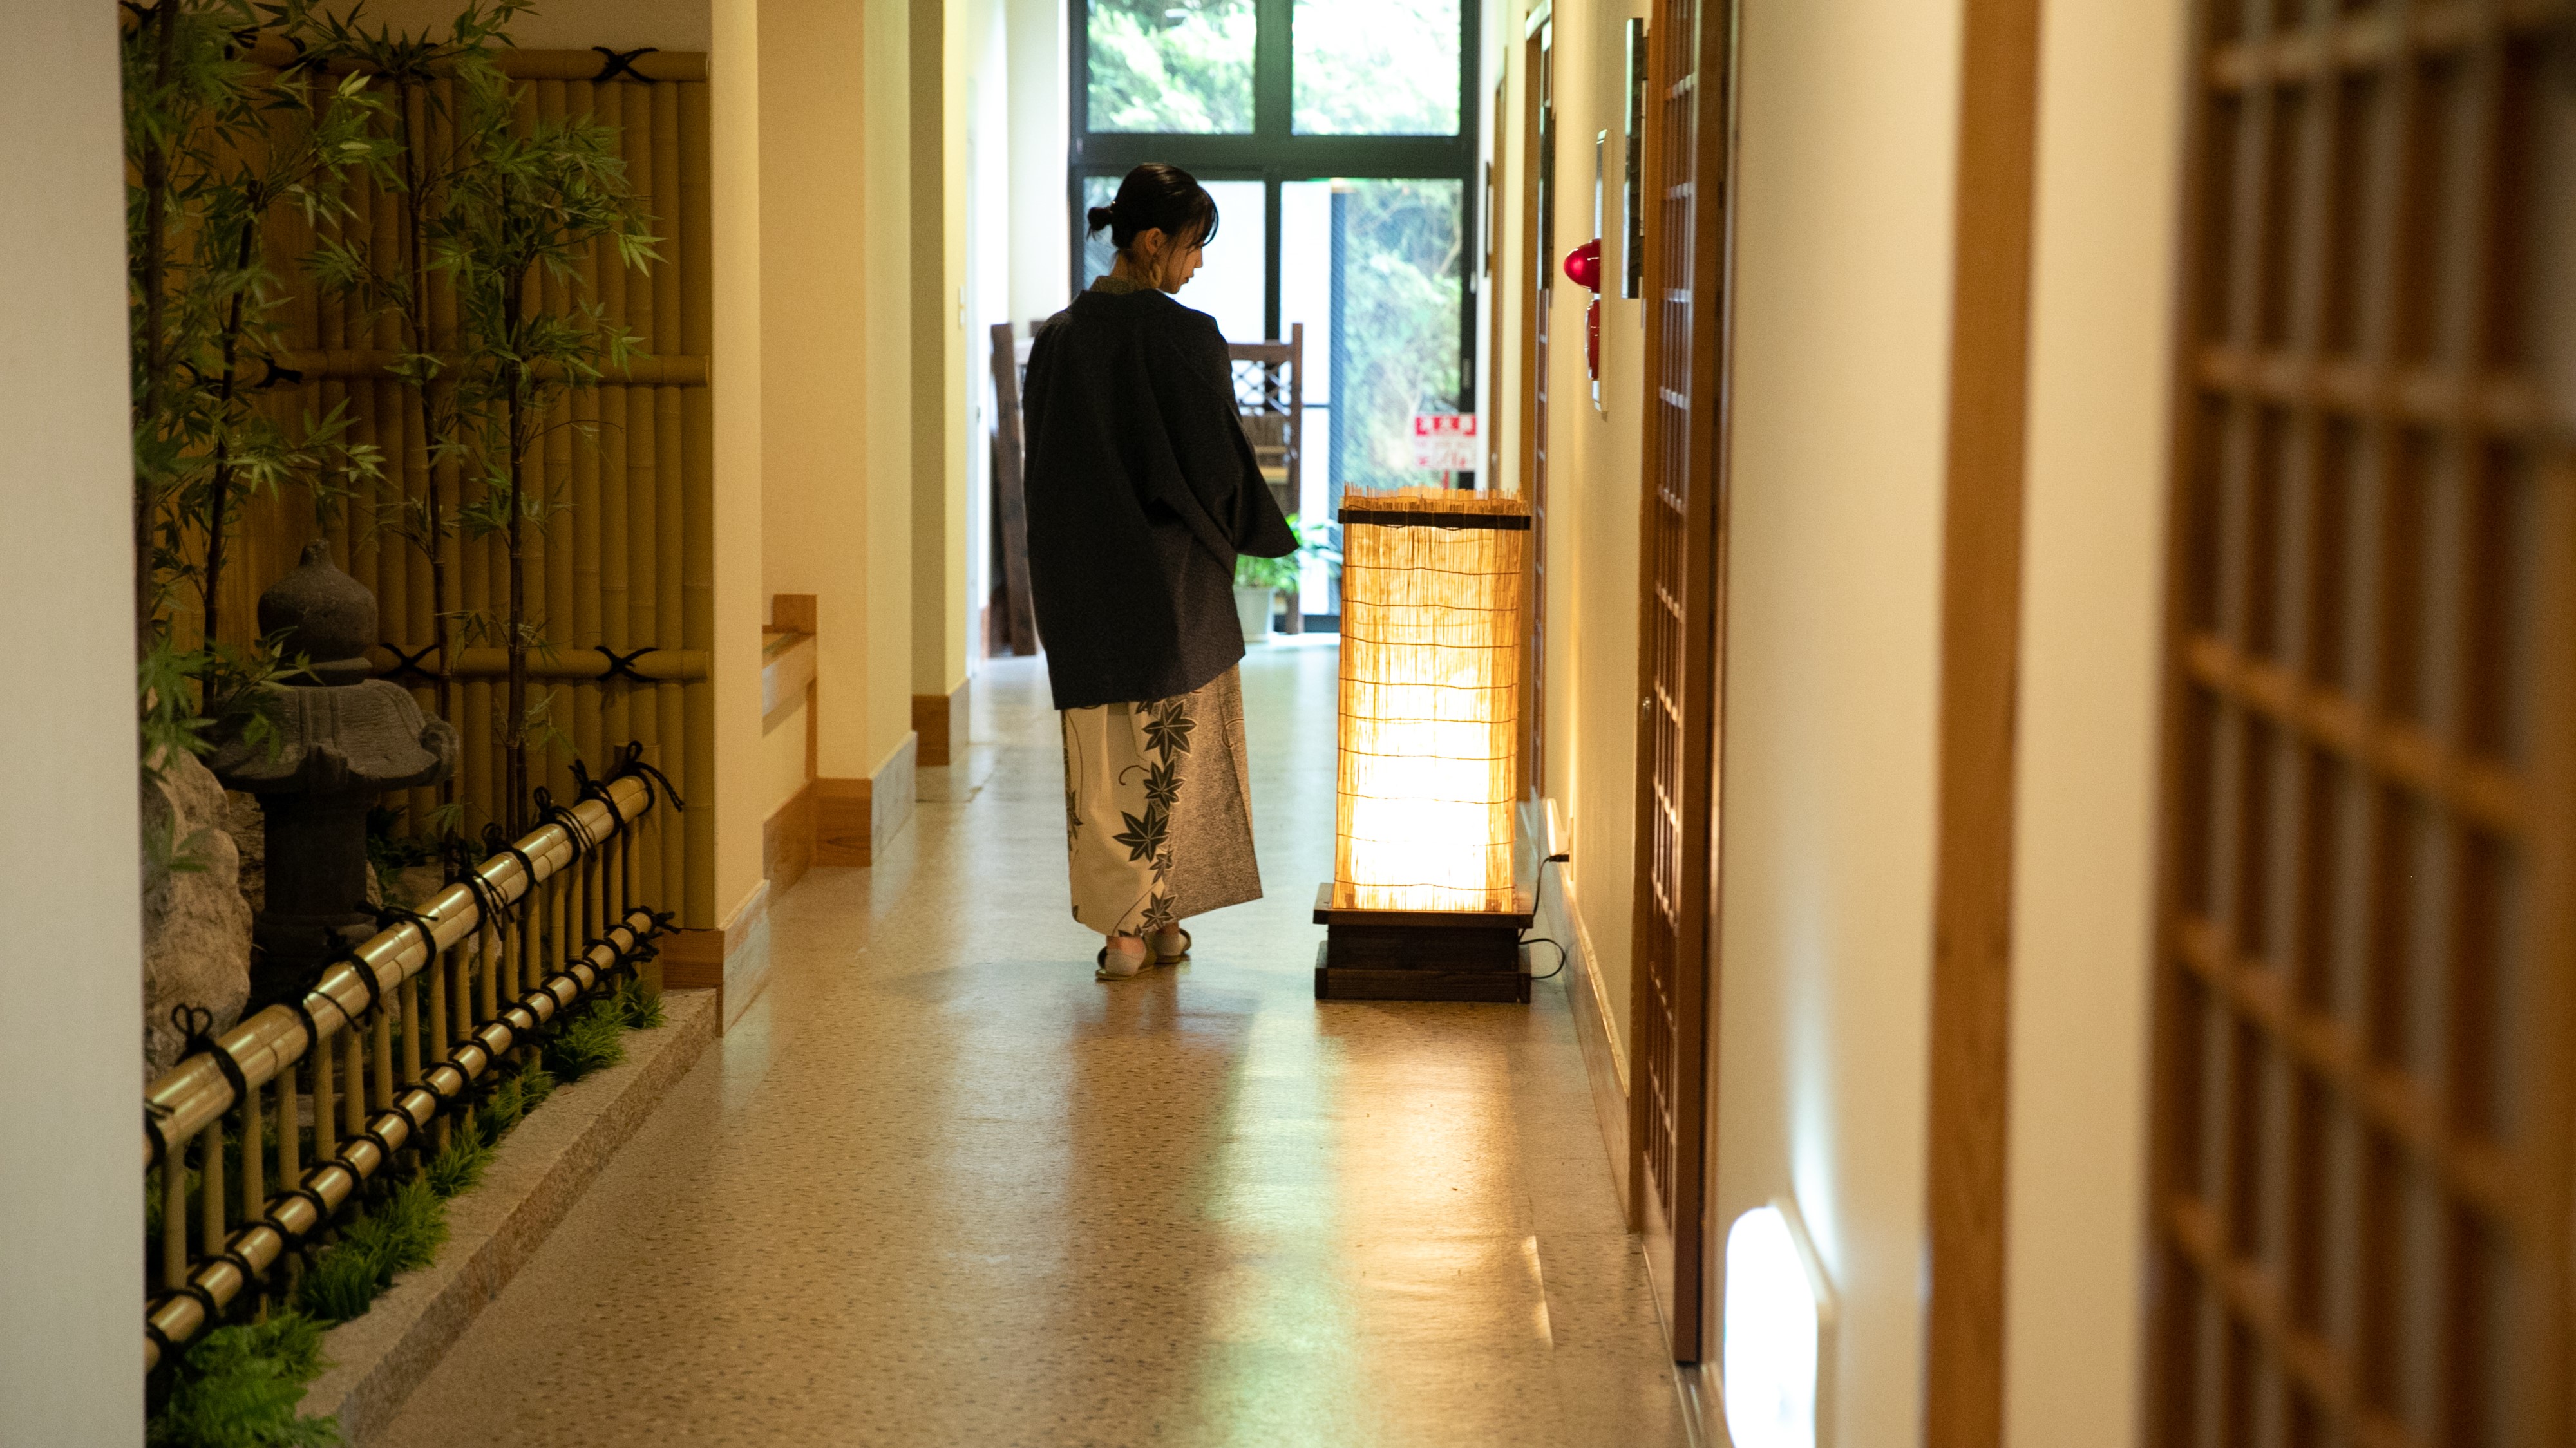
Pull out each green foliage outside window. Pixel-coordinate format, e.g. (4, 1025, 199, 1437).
(1331, 180, 1464, 495)
(1292, 0, 1461, 135)
(1086, 0, 1255, 133)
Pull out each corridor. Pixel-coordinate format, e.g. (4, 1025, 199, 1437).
(372, 645, 1690, 1447)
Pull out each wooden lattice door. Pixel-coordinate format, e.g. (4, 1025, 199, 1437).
(1627, 0, 1734, 1361)
(1520, 19, 1554, 800)
(2148, 3, 2576, 1443)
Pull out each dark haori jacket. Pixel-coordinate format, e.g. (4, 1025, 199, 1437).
(1020, 276, 1296, 711)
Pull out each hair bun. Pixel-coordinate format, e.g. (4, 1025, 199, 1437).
(1084, 203, 1116, 232)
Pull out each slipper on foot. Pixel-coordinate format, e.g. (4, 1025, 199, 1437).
(1095, 944, 1147, 981)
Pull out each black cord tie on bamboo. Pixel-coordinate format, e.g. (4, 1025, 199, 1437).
(484, 823, 541, 908)
(595, 644, 653, 682)
(572, 760, 629, 842)
(538, 787, 598, 861)
(374, 905, 439, 963)
(173, 1277, 225, 1327)
(253, 355, 305, 390)
(273, 1185, 331, 1240)
(172, 1004, 251, 1108)
(325, 946, 384, 1022)
(283, 994, 327, 1056)
(383, 642, 437, 685)
(450, 836, 515, 929)
(591, 45, 659, 81)
(211, 1246, 261, 1291)
(608, 741, 686, 814)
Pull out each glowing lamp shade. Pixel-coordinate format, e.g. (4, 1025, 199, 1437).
(1723, 1201, 1835, 1448)
(1333, 488, 1529, 914)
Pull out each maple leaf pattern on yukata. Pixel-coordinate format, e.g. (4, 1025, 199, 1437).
(1113, 805, 1170, 863)
(1139, 759, 1183, 807)
(1140, 892, 1179, 932)
(1141, 700, 1195, 761)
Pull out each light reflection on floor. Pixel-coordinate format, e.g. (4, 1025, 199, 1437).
(372, 645, 1690, 1447)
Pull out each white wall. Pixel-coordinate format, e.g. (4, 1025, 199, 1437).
(1005, 0, 1070, 327)
(1710, 0, 1964, 1436)
(0, 3, 145, 1440)
(2002, 0, 2187, 1440)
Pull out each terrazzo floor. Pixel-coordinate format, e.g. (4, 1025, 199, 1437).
(372, 643, 1692, 1447)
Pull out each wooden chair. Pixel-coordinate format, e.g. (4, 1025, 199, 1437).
(1227, 323, 1305, 632)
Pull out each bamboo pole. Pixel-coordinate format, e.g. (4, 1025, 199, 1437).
(200, 1120, 225, 1257)
(652, 83, 681, 358)
(657, 384, 687, 914)
(239, 1077, 263, 1226)
(274, 1068, 296, 1205)
(600, 382, 630, 762)
(162, 1142, 188, 1290)
(678, 80, 713, 927)
(307, 1052, 333, 1205)
(570, 79, 605, 785)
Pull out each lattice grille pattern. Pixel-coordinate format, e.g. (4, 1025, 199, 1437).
(1631, 0, 1718, 1301)
(1334, 490, 1528, 912)
(2152, 4, 2576, 1444)
(1231, 357, 1294, 415)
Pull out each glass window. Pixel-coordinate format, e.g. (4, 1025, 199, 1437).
(1086, 0, 1256, 134)
(1081, 177, 1269, 344)
(1281, 178, 1464, 501)
(1291, 0, 1461, 136)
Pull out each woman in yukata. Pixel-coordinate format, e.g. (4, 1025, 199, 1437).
(1019, 162, 1298, 980)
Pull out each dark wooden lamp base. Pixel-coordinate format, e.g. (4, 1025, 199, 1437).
(1311, 882, 1534, 1004)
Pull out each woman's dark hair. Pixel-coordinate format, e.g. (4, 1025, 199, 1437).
(1085, 162, 1220, 254)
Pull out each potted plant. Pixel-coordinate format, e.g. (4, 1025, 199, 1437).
(1235, 513, 1334, 644)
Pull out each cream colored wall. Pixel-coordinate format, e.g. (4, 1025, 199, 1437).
(963, 0, 1012, 650)
(862, 0, 922, 775)
(1486, 0, 1644, 1064)
(1710, 0, 1964, 1436)
(710, 0, 767, 926)
(911, 0, 973, 700)
(759, 0, 918, 789)
(2002, 0, 2187, 1440)
(761, 695, 810, 815)
(1554, 0, 1647, 1069)
(0, 7, 144, 1438)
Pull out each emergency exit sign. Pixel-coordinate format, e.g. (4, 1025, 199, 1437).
(1410, 413, 1480, 471)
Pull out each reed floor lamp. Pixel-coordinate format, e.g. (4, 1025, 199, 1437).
(1315, 487, 1535, 1003)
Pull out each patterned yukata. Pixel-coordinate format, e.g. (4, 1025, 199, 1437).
(1061, 665, 1262, 936)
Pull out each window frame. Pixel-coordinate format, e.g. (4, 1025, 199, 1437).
(1068, 0, 1482, 409)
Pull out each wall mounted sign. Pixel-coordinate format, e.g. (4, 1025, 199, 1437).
(1409, 413, 1481, 472)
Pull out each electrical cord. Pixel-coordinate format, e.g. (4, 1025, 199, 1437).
(1519, 856, 1571, 982)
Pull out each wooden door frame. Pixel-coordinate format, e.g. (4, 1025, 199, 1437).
(1626, 0, 1736, 1364)
(1920, 0, 2043, 1440)
(1518, 15, 1553, 804)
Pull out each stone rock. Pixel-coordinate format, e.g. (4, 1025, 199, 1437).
(142, 753, 255, 1080)
(224, 789, 265, 916)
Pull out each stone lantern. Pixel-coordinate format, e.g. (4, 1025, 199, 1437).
(209, 541, 458, 1002)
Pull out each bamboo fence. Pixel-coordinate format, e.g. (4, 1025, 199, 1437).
(142, 754, 674, 1369)
(198, 48, 715, 926)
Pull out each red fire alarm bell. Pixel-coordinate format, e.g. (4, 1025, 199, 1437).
(1563, 239, 1604, 381)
